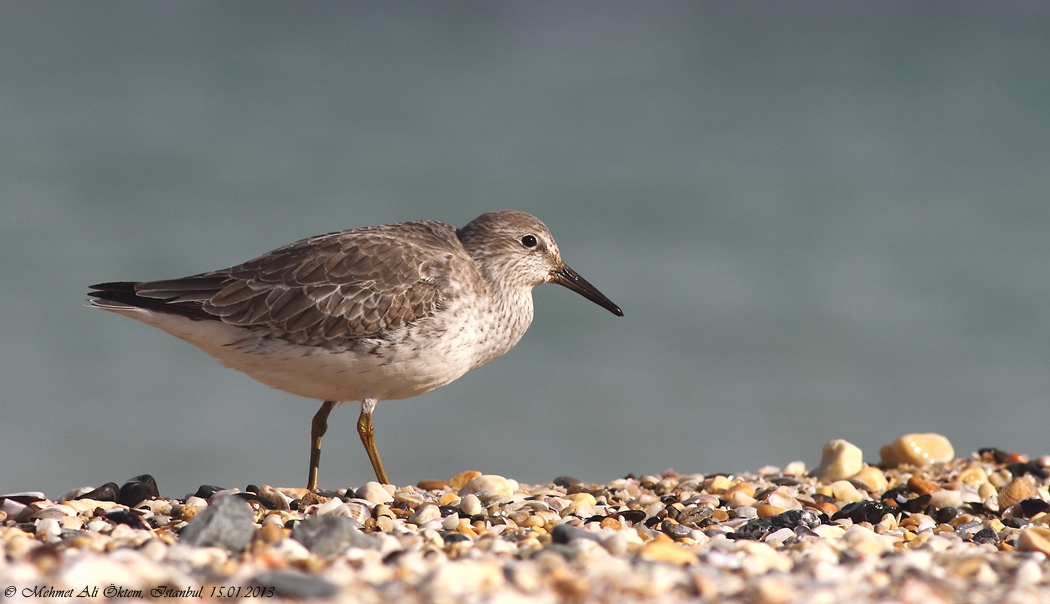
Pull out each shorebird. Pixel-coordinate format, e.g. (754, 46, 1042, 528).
(89, 210, 622, 489)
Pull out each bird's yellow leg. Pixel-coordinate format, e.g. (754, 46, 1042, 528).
(308, 400, 336, 491)
(357, 398, 389, 485)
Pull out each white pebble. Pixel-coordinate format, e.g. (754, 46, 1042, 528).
(459, 494, 483, 516)
(408, 503, 441, 525)
(357, 482, 395, 504)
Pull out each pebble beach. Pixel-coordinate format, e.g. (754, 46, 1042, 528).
(3, 433, 1050, 603)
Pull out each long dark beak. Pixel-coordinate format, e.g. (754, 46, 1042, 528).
(552, 265, 624, 317)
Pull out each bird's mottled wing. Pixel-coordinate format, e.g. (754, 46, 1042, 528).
(132, 221, 463, 341)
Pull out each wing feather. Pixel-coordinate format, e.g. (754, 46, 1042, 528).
(91, 220, 473, 341)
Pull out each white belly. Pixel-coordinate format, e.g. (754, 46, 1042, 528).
(100, 306, 488, 402)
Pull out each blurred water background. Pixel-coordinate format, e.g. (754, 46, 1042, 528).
(2, 1, 1049, 498)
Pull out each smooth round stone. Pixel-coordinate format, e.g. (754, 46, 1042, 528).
(879, 433, 954, 468)
(842, 526, 893, 556)
(449, 470, 483, 490)
(260, 522, 285, 544)
(179, 495, 255, 553)
(118, 474, 159, 507)
(734, 506, 758, 519)
(766, 492, 802, 511)
(638, 540, 698, 566)
(35, 517, 62, 542)
(830, 480, 865, 503)
(725, 482, 757, 498)
(852, 466, 888, 492)
(729, 492, 757, 509)
(408, 504, 441, 526)
(816, 439, 864, 482)
(458, 494, 483, 516)
(417, 479, 449, 491)
(928, 490, 963, 510)
(75, 483, 121, 503)
(356, 482, 394, 505)
(705, 475, 733, 494)
(1017, 526, 1050, 556)
(193, 485, 224, 500)
(458, 475, 517, 500)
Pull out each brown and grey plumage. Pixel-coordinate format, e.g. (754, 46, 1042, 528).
(89, 210, 622, 489)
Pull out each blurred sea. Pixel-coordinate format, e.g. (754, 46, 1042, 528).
(2, 2, 1049, 498)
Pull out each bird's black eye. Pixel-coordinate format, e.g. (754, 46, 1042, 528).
(521, 234, 538, 248)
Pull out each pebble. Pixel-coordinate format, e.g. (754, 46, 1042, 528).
(75, 482, 121, 502)
(291, 514, 378, 557)
(879, 433, 955, 467)
(4, 446, 1049, 603)
(459, 493, 483, 516)
(816, 439, 864, 481)
(449, 470, 482, 490)
(458, 474, 516, 500)
(1017, 526, 1050, 556)
(852, 465, 888, 492)
(408, 503, 441, 525)
(356, 481, 394, 504)
(638, 540, 699, 566)
(117, 474, 159, 507)
(178, 495, 254, 552)
(830, 480, 865, 503)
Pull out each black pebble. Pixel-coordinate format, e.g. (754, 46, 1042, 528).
(118, 474, 159, 507)
(832, 501, 894, 524)
(1005, 517, 1030, 529)
(443, 532, 471, 543)
(553, 476, 584, 488)
(1006, 462, 1049, 480)
(252, 570, 338, 600)
(934, 506, 959, 524)
(76, 482, 120, 502)
(437, 505, 460, 517)
(902, 494, 931, 514)
(104, 509, 150, 530)
(737, 510, 821, 538)
(616, 509, 647, 524)
(971, 527, 999, 545)
(551, 523, 601, 544)
(194, 485, 224, 500)
(1019, 498, 1050, 518)
(232, 492, 276, 509)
